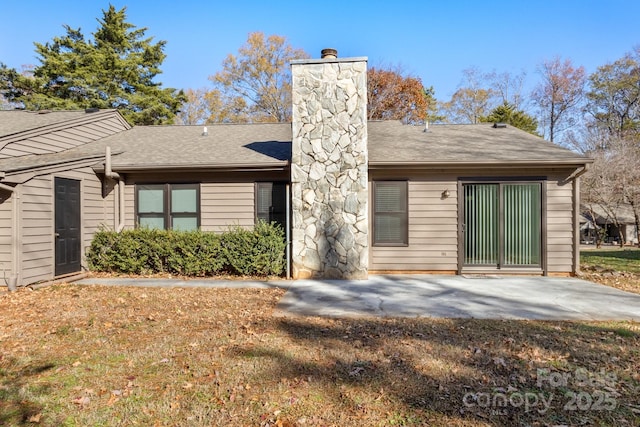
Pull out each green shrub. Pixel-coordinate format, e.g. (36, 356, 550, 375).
(219, 221, 286, 276)
(86, 222, 285, 277)
(165, 230, 224, 276)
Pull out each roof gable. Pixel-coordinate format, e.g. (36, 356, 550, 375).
(0, 109, 130, 159)
(0, 110, 88, 137)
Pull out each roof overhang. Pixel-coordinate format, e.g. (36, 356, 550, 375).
(369, 159, 593, 170)
(1, 154, 108, 184)
(92, 161, 291, 174)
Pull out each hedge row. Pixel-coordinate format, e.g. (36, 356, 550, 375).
(86, 221, 286, 277)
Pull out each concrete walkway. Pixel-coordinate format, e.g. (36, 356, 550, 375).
(74, 275, 640, 321)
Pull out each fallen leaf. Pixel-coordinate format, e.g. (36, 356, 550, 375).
(72, 396, 90, 407)
(107, 394, 119, 406)
(27, 413, 42, 423)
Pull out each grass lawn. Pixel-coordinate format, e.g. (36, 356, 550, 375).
(1, 285, 639, 426)
(581, 247, 640, 294)
(581, 248, 640, 274)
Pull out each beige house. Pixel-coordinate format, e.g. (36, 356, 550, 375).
(0, 52, 591, 287)
(581, 203, 639, 245)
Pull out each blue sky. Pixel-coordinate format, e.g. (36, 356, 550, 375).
(1, 0, 638, 103)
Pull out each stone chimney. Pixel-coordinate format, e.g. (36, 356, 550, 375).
(290, 49, 368, 279)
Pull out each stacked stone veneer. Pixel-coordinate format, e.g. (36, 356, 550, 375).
(290, 56, 368, 279)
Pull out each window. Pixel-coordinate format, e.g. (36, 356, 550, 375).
(255, 182, 286, 230)
(373, 181, 408, 245)
(463, 182, 542, 267)
(136, 184, 200, 231)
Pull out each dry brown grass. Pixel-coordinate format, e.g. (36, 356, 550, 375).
(580, 248, 640, 295)
(1, 284, 639, 426)
(580, 270, 640, 295)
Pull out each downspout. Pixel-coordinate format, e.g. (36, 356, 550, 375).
(285, 182, 291, 279)
(105, 146, 125, 232)
(570, 164, 589, 276)
(0, 182, 19, 291)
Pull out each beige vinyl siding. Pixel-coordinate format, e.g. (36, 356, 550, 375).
(0, 116, 128, 158)
(370, 175, 458, 272)
(60, 167, 116, 250)
(201, 183, 255, 231)
(546, 174, 575, 273)
(124, 183, 135, 230)
(19, 176, 53, 285)
(124, 181, 256, 231)
(18, 167, 115, 286)
(0, 193, 13, 277)
(369, 168, 578, 274)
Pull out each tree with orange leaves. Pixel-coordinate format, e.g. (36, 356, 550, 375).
(208, 32, 308, 123)
(367, 66, 434, 125)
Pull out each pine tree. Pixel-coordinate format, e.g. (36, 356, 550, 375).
(0, 5, 184, 125)
(480, 102, 540, 136)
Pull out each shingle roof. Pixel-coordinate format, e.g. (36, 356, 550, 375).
(0, 110, 90, 138)
(89, 123, 292, 171)
(0, 120, 591, 175)
(0, 122, 292, 173)
(581, 203, 637, 224)
(367, 121, 589, 166)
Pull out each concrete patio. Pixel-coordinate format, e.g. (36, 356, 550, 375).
(74, 275, 640, 321)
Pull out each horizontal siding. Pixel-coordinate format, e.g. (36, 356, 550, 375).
(0, 194, 13, 276)
(369, 169, 578, 274)
(201, 183, 255, 231)
(20, 175, 53, 284)
(370, 178, 459, 271)
(123, 181, 256, 232)
(0, 114, 129, 158)
(124, 183, 135, 230)
(61, 167, 115, 251)
(18, 167, 114, 286)
(546, 176, 574, 273)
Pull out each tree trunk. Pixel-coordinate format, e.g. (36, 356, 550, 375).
(549, 103, 555, 142)
(585, 207, 602, 248)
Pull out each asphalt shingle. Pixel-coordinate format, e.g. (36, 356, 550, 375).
(367, 121, 587, 165)
(0, 117, 590, 174)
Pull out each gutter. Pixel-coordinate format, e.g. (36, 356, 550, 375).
(0, 181, 19, 291)
(0, 182, 14, 193)
(93, 162, 290, 173)
(571, 163, 590, 276)
(565, 163, 590, 181)
(369, 159, 593, 170)
(105, 146, 125, 232)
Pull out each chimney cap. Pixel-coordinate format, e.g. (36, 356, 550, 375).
(321, 48, 338, 59)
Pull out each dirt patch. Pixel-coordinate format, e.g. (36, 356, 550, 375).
(579, 268, 640, 295)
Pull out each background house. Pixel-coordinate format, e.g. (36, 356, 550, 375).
(581, 203, 639, 245)
(0, 51, 592, 287)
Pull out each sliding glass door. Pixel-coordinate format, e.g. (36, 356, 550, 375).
(464, 182, 542, 268)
